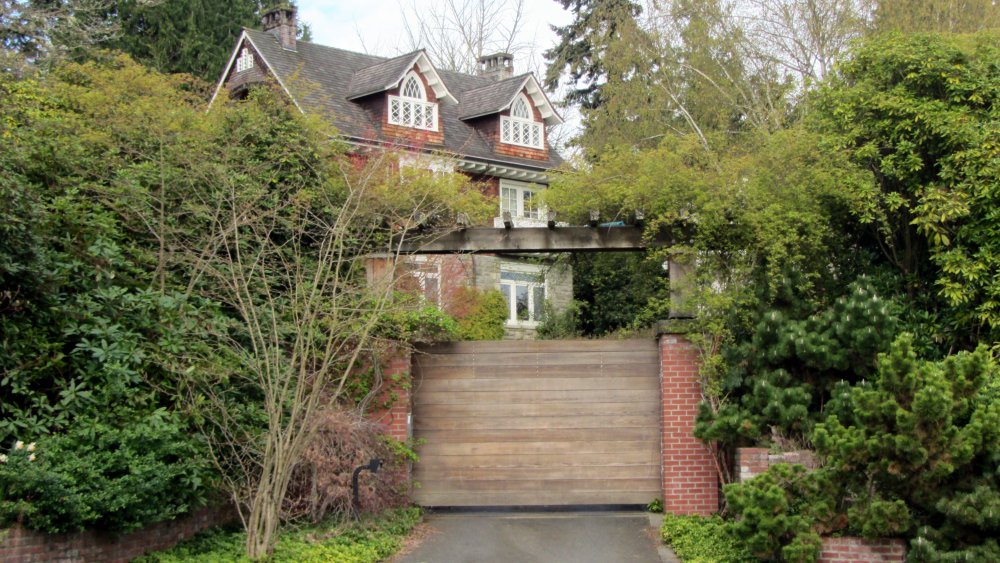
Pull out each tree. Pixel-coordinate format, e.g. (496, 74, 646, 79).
(814, 335, 1000, 560)
(110, 0, 265, 82)
(398, 0, 528, 74)
(874, 0, 1000, 33)
(813, 31, 1000, 346)
(175, 88, 489, 558)
(543, 0, 644, 109)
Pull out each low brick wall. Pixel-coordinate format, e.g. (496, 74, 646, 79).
(0, 505, 236, 563)
(819, 537, 906, 562)
(736, 447, 820, 482)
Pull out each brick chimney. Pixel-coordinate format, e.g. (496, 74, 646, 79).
(477, 53, 514, 81)
(262, 7, 297, 51)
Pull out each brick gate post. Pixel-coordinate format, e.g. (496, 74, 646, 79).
(658, 324, 718, 515)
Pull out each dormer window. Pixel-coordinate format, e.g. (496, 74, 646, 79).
(236, 48, 254, 72)
(388, 71, 438, 131)
(501, 94, 543, 149)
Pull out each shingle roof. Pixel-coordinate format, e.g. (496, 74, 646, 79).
(347, 51, 424, 100)
(458, 75, 530, 120)
(239, 29, 563, 171)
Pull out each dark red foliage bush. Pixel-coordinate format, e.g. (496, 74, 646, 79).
(283, 407, 409, 522)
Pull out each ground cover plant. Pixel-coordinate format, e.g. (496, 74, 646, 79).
(659, 513, 755, 563)
(136, 507, 422, 563)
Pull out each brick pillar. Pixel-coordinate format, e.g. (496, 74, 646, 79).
(737, 447, 770, 482)
(370, 349, 412, 443)
(659, 332, 718, 515)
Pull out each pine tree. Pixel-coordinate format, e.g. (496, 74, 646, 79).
(543, 0, 644, 109)
(814, 335, 1000, 559)
(696, 279, 899, 447)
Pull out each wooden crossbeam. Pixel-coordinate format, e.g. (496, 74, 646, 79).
(396, 226, 668, 254)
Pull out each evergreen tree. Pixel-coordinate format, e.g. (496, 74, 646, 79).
(543, 0, 644, 109)
(696, 279, 899, 448)
(110, 0, 265, 82)
(814, 335, 1000, 560)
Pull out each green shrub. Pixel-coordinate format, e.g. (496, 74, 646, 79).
(660, 513, 755, 563)
(137, 507, 423, 562)
(0, 410, 212, 533)
(536, 300, 582, 339)
(453, 288, 507, 340)
(724, 464, 840, 562)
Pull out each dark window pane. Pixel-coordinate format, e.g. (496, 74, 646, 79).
(516, 285, 529, 321)
(532, 286, 545, 320)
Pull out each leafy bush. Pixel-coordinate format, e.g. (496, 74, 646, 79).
(137, 507, 422, 562)
(536, 299, 582, 339)
(451, 287, 508, 341)
(724, 464, 840, 562)
(660, 513, 755, 563)
(283, 407, 411, 523)
(0, 410, 213, 533)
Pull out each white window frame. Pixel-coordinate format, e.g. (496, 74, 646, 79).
(500, 94, 543, 149)
(499, 263, 546, 327)
(498, 179, 546, 227)
(406, 256, 441, 305)
(388, 71, 438, 131)
(236, 48, 254, 72)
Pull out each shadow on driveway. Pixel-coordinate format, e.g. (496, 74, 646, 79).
(395, 510, 666, 563)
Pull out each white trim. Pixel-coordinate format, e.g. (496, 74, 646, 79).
(500, 75, 563, 125)
(383, 51, 457, 105)
(501, 114, 543, 149)
(208, 32, 304, 114)
(497, 179, 547, 227)
(388, 94, 438, 131)
(499, 262, 546, 327)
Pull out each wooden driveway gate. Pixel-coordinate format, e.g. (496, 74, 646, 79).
(411, 340, 662, 507)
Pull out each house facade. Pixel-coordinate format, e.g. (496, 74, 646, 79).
(212, 7, 571, 338)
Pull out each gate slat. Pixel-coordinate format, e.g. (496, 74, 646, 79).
(411, 339, 662, 507)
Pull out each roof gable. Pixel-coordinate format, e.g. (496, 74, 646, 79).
(347, 51, 456, 103)
(459, 74, 563, 125)
(212, 29, 562, 171)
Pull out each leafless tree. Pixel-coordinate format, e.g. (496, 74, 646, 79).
(174, 126, 487, 557)
(397, 0, 528, 74)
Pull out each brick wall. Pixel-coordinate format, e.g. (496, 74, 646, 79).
(659, 333, 718, 515)
(0, 505, 235, 563)
(819, 537, 906, 562)
(368, 350, 413, 444)
(736, 447, 821, 482)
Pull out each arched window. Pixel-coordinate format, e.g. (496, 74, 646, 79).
(401, 73, 425, 99)
(501, 94, 543, 149)
(510, 95, 531, 119)
(389, 71, 436, 130)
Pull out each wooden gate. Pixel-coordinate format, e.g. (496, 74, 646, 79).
(411, 340, 661, 506)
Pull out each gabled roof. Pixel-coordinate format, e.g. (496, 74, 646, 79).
(211, 29, 563, 172)
(347, 50, 456, 103)
(459, 74, 563, 125)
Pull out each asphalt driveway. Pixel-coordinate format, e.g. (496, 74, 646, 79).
(396, 510, 669, 563)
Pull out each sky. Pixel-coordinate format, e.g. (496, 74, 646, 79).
(296, 0, 573, 75)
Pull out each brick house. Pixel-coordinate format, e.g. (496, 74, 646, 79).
(211, 7, 571, 338)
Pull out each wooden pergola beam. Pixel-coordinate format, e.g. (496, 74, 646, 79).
(396, 226, 668, 254)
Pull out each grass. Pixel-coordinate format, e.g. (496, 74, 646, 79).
(136, 507, 422, 563)
(660, 513, 757, 563)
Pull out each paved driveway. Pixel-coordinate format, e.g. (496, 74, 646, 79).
(396, 511, 668, 563)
